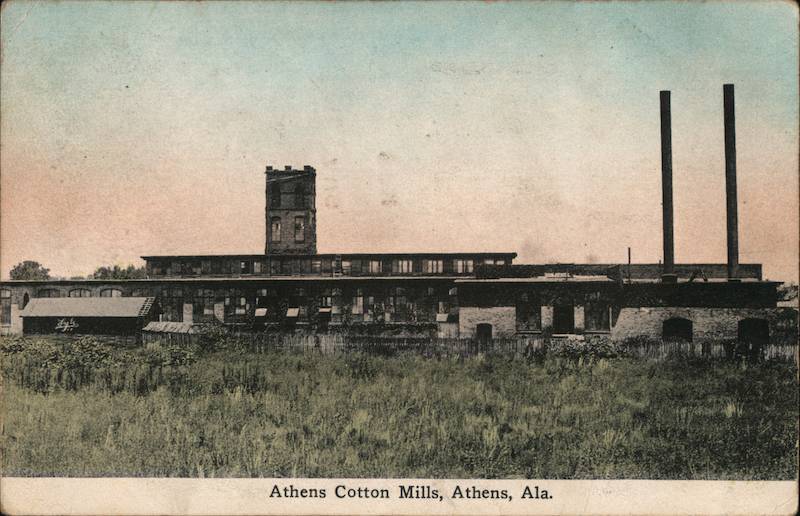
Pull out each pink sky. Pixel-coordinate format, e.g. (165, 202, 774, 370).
(1, 2, 797, 281)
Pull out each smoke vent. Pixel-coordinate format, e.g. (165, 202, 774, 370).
(659, 90, 677, 283)
(723, 84, 740, 281)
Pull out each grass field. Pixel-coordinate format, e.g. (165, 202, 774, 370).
(1, 336, 797, 479)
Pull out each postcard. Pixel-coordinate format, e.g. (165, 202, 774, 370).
(1, 1, 797, 515)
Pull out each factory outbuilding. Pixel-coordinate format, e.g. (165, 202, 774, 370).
(19, 297, 157, 336)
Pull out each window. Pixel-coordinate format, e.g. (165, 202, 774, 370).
(392, 259, 413, 274)
(131, 288, 150, 297)
(270, 184, 282, 208)
(256, 288, 276, 308)
(387, 287, 413, 320)
(364, 295, 381, 321)
(224, 289, 248, 320)
(516, 295, 542, 332)
(585, 295, 610, 332)
(194, 288, 216, 320)
(253, 261, 263, 274)
(270, 217, 282, 242)
(186, 261, 201, 275)
(294, 216, 305, 242)
(352, 289, 364, 315)
(210, 259, 225, 275)
(295, 184, 308, 208)
(240, 261, 252, 274)
(298, 259, 311, 274)
(69, 288, 92, 298)
(311, 260, 321, 274)
(1, 289, 11, 325)
(341, 261, 352, 275)
(553, 305, 575, 334)
(269, 259, 282, 275)
(161, 287, 184, 322)
(422, 259, 443, 274)
(37, 288, 61, 298)
(100, 288, 123, 297)
(320, 294, 333, 308)
(454, 259, 473, 274)
(368, 260, 382, 274)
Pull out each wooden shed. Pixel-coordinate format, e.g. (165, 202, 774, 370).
(20, 297, 156, 335)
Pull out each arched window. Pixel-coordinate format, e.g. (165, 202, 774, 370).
(663, 317, 693, 342)
(37, 288, 61, 298)
(270, 217, 282, 243)
(294, 216, 305, 242)
(69, 288, 92, 298)
(100, 288, 123, 297)
(22, 292, 30, 309)
(1, 289, 12, 325)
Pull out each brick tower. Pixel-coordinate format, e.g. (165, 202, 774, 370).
(265, 165, 317, 255)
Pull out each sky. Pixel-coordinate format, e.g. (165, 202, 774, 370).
(1, 1, 797, 281)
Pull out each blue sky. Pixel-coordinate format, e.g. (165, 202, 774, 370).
(1, 1, 797, 280)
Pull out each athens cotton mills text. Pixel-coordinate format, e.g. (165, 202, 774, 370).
(268, 483, 553, 502)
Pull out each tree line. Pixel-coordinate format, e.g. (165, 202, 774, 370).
(9, 261, 146, 281)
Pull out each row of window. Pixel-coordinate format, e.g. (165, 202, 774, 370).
(270, 216, 306, 243)
(156, 286, 458, 324)
(34, 288, 129, 298)
(149, 257, 501, 277)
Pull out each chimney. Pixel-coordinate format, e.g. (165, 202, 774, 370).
(660, 91, 677, 283)
(723, 84, 739, 281)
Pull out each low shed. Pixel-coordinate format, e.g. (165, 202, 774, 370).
(20, 297, 156, 335)
(142, 321, 202, 346)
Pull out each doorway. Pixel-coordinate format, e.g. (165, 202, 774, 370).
(553, 305, 575, 334)
(663, 317, 693, 342)
(738, 318, 769, 361)
(476, 323, 493, 343)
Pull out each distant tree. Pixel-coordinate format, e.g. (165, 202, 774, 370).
(92, 264, 147, 280)
(10, 261, 51, 280)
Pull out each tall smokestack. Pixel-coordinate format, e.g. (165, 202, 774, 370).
(660, 90, 677, 283)
(723, 84, 739, 281)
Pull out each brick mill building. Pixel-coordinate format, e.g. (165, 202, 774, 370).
(0, 86, 792, 345)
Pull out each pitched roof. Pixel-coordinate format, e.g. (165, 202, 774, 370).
(21, 297, 155, 318)
(142, 321, 200, 334)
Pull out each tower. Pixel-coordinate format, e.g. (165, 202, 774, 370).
(265, 165, 317, 255)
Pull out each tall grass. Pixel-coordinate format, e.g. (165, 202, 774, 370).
(0, 336, 797, 479)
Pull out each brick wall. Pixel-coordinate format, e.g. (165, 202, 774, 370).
(458, 306, 516, 338)
(612, 307, 795, 342)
